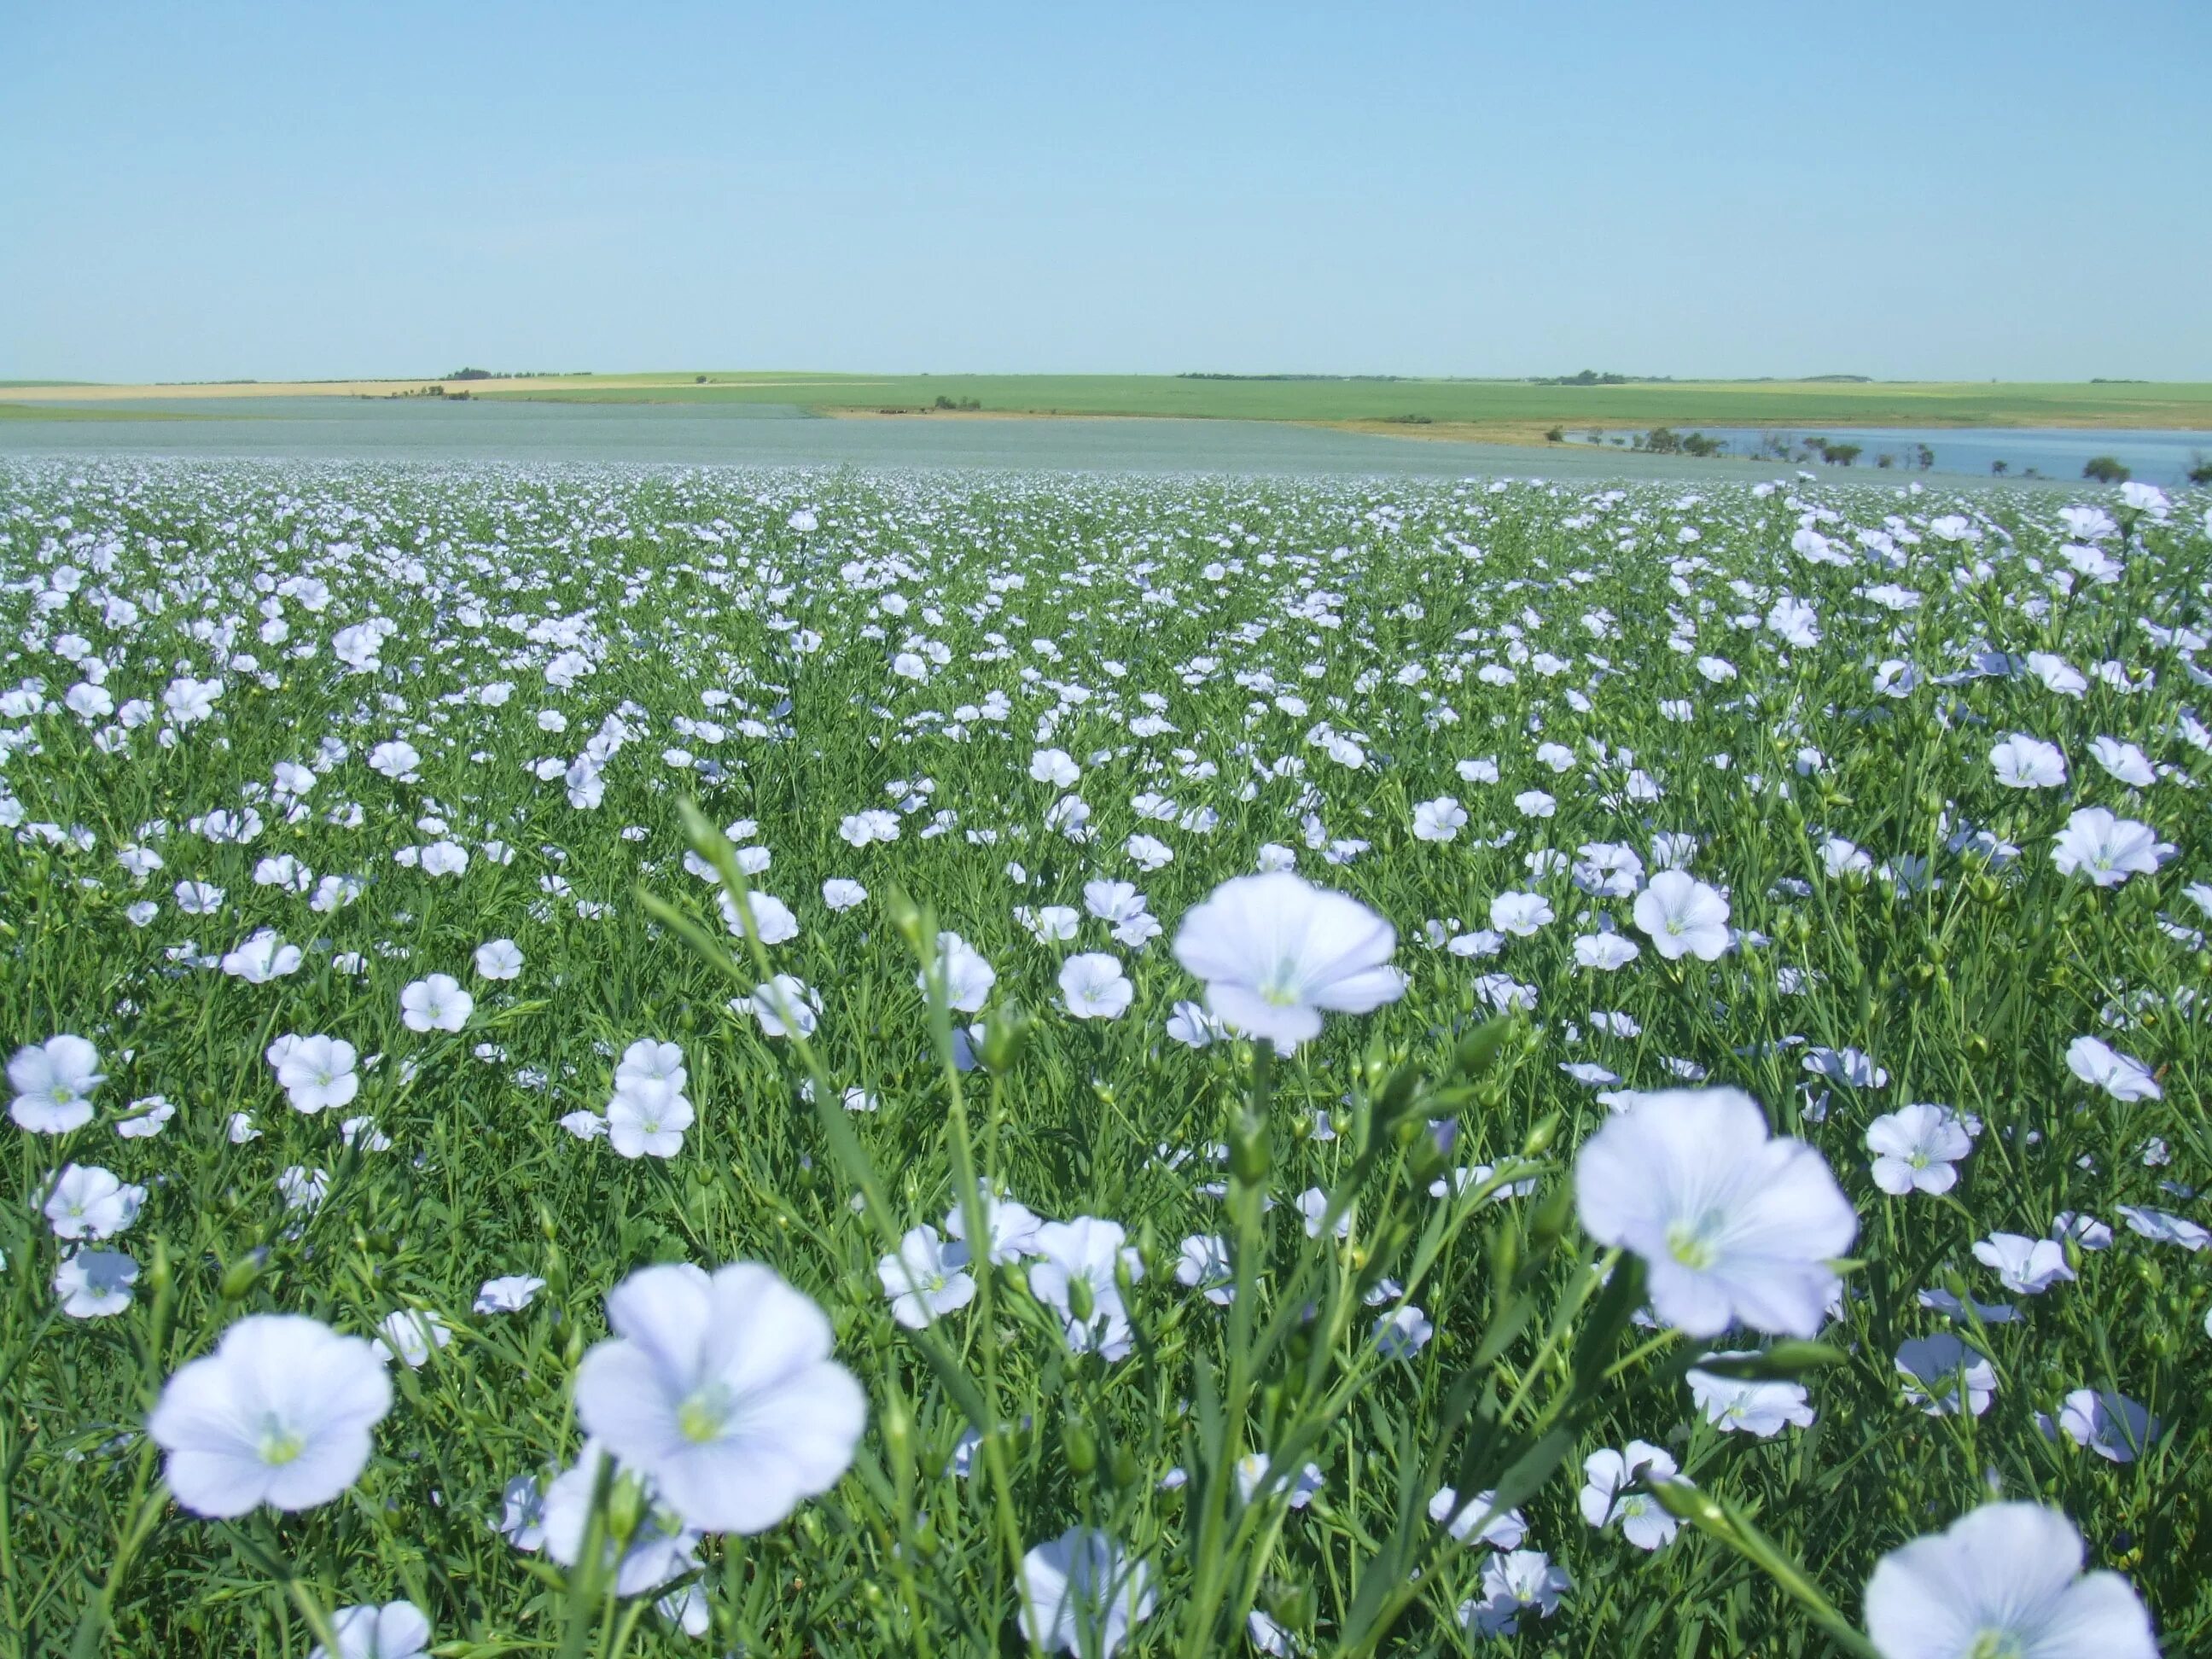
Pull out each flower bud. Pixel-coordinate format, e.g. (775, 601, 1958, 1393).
(607, 1470, 646, 1544)
(1230, 1109, 1271, 1187)
(218, 1248, 268, 1302)
(1062, 1417, 1097, 1476)
(982, 1002, 1031, 1071)
(884, 886, 926, 952)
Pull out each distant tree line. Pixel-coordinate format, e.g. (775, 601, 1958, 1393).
(1541, 427, 1953, 471)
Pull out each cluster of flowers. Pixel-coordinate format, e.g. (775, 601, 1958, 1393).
(1, 460, 2199, 1655)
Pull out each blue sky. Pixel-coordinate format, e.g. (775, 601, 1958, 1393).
(4, 2, 2208, 382)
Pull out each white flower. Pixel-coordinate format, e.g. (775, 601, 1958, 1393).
(115, 1095, 175, 1139)
(1411, 796, 1467, 842)
(1513, 789, 1557, 818)
(943, 1183, 1045, 1265)
(310, 1601, 432, 1659)
(1174, 1233, 1235, 1305)
(1685, 1359, 1815, 1437)
(419, 841, 469, 876)
(1578, 1441, 1679, 1550)
(573, 1262, 866, 1534)
(876, 1225, 975, 1329)
(1429, 1486, 1528, 1550)
(9, 1034, 103, 1133)
(1988, 734, 2067, 789)
(371, 1309, 451, 1369)
(538, 1442, 701, 1595)
(1059, 952, 1133, 1020)
(43, 1163, 144, 1238)
(279, 1165, 329, 1212)
(1018, 1528, 1155, 1657)
(2089, 736, 2156, 789)
(1863, 1503, 2155, 1659)
(474, 939, 524, 980)
(55, 1248, 138, 1318)
(822, 877, 869, 911)
(271, 1034, 359, 1114)
(2116, 1205, 2209, 1250)
(175, 879, 225, 915)
(399, 975, 472, 1033)
(1233, 1452, 1322, 1508)
(719, 888, 800, 945)
(2052, 1388, 2157, 1464)
(607, 1078, 693, 1159)
(1171, 872, 1401, 1051)
(1896, 1333, 1996, 1417)
(1971, 1232, 2075, 1295)
(474, 1275, 546, 1313)
(923, 931, 997, 1013)
(1866, 1104, 1970, 1196)
(1488, 890, 1553, 937)
(749, 974, 820, 1038)
(1765, 595, 1821, 647)
(2064, 1035, 2160, 1101)
(1574, 1087, 1855, 1338)
(368, 740, 421, 780)
(1805, 1045, 1889, 1090)
(221, 928, 304, 983)
(1247, 1610, 1295, 1656)
(1458, 1550, 1571, 1637)
(617, 1039, 686, 1090)
(1030, 1217, 1141, 1359)
(1164, 998, 1229, 1048)
(1029, 748, 1081, 787)
(1126, 833, 1173, 871)
(1372, 1304, 1434, 1359)
(1633, 870, 1731, 961)
(2050, 807, 2167, 888)
(1574, 932, 1641, 971)
(147, 1314, 393, 1516)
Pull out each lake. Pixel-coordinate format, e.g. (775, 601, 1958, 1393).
(1, 399, 2203, 489)
(1566, 426, 2206, 487)
(0, 398, 1696, 478)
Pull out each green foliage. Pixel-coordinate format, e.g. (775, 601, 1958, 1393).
(0, 463, 2204, 1656)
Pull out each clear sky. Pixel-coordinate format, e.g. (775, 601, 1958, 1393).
(4, 2, 2208, 384)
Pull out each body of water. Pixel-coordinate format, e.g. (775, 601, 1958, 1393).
(2, 399, 2203, 489)
(1569, 426, 2207, 487)
(0, 398, 1666, 478)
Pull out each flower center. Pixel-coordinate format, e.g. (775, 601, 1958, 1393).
(1965, 1630, 2024, 1659)
(678, 1383, 732, 1444)
(1665, 1216, 1720, 1270)
(258, 1416, 306, 1466)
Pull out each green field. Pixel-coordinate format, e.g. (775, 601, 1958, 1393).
(479, 373, 2212, 439)
(1, 459, 2203, 1656)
